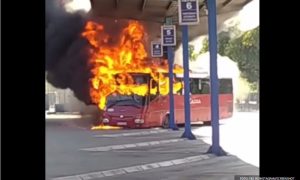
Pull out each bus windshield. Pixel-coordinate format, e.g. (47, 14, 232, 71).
(106, 94, 145, 107)
(106, 73, 149, 108)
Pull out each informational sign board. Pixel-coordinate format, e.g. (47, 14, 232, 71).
(178, 0, 200, 25)
(161, 25, 176, 46)
(151, 41, 163, 57)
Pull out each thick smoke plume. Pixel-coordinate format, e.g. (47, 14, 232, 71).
(46, 0, 92, 104)
(46, 0, 161, 106)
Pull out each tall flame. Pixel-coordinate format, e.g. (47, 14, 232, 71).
(82, 21, 183, 110)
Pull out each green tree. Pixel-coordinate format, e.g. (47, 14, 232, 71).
(225, 27, 259, 84)
(199, 34, 229, 55)
(200, 38, 208, 54)
(189, 44, 199, 61)
(200, 26, 259, 89)
(217, 32, 230, 56)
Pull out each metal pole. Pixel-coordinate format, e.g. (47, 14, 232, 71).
(181, 25, 196, 140)
(207, 0, 226, 156)
(167, 46, 179, 130)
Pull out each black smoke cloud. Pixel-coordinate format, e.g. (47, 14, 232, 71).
(46, 0, 92, 104)
(46, 0, 162, 105)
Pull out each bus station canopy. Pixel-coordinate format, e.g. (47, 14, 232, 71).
(90, 0, 252, 44)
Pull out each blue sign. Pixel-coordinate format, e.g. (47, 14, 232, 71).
(178, 0, 199, 25)
(151, 41, 163, 57)
(161, 25, 176, 46)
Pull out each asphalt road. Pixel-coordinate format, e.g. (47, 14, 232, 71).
(46, 112, 259, 180)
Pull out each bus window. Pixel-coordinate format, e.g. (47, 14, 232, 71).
(219, 79, 233, 94)
(201, 79, 210, 94)
(190, 79, 210, 94)
(133, 75, 148, 85)
(133, 75, 148, 104)
(190, 79, 201, 94)
(175, 77, 183, 95)
(150, 79, 159, 101)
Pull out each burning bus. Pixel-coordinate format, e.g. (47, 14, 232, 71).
(99, 71, 233, 128)
(81, 20, 233, 129)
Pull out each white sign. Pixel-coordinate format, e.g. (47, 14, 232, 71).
(151, 41, 163, 57)
(161, 25, 176, 46)
(190, 98, 201, 104)
(178, 0, 200, 25)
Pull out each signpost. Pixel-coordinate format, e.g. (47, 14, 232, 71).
(178, 0, 198, 140)
(166, 45, 179, 130)
(151, 41, 163, 58)
(161, 22, 178, 130)
(206, 0, 226, 156)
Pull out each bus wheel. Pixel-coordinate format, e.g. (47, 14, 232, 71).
(162, 115, 169, 129)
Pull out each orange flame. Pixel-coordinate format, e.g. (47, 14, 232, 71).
(91, 124, 122, 130)
(82, 21, 183, 110)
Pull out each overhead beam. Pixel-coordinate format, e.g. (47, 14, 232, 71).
(90, 0, 95, 9)
(199, 4, 205, 10)
(141, 0, 147, 11)
(199, 0, 207, 11)
(222, 0, 232, 7)
(227, 0, 253, 9)
(240, 0, 253, 6)
(115, 0, 119, 9)
(166, 1, 178, 16)
(92, 11, 165, 23)
(166, 1, 173, 10)
(199, 0, 207, 16)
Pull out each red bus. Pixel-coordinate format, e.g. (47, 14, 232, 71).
(100, 72, 233, 128)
